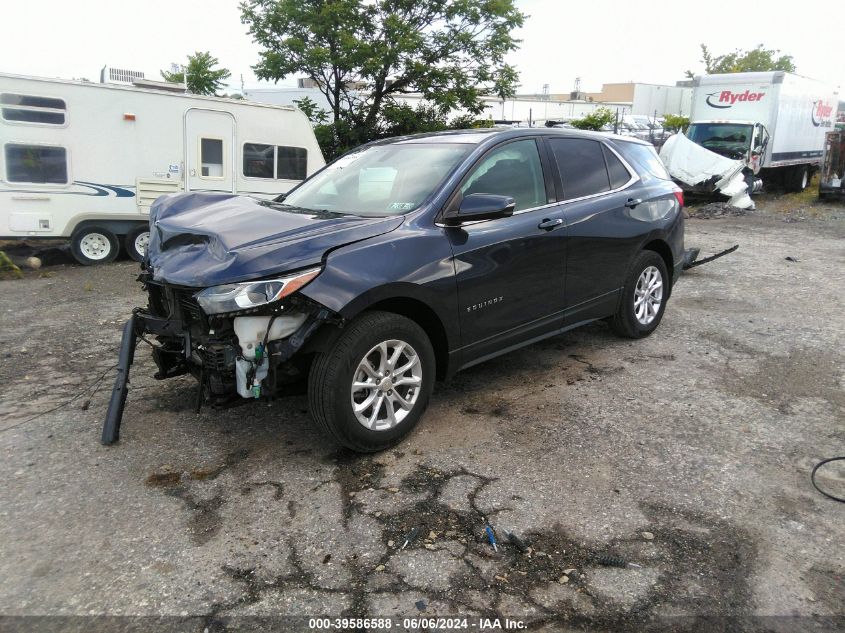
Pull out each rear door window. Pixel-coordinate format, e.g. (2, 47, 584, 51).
(461, 139, 546, 212)
(549, 138, 610, 199)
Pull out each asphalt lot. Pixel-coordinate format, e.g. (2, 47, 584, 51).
(1, 195, 844, 631)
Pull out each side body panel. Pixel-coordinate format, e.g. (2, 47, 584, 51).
(769, 74, 838, 165)
(445, 203, 567, 362)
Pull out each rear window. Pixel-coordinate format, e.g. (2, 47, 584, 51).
(617, 141, 671, 180)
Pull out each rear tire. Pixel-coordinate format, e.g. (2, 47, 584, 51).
(71, 227, 119, 265)
(610, 251, 669, 339)
(308, 311, 435, 452)
(785, 166, 809, 193)
(124, 225, 151, 263)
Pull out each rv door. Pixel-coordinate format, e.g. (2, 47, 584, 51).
(185, 109, 235, 193)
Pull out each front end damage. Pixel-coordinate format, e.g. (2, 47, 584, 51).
(101, 191, 406, 445)
(659, 133, 757, 209)
(102, 271, 338, 444)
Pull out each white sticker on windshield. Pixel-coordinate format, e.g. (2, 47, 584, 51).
(388, 202, 414, 211)
(330, 152, 364, 170)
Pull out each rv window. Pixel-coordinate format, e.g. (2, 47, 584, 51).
(277, 146, 307, 180)
(5, 144, 68, 184)
(1, 93, 66, 125)
(242, 144, 308, 180)
(243, 143, 274, 178)
(200, 138, 224, 178)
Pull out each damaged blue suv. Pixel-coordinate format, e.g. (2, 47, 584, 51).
(103, 128, 684, 452)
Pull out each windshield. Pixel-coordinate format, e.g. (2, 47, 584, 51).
(282, 143, 471, 217)
(687, 123, 752, 159)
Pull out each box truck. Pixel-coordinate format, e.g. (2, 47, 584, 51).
(684, 71, 838, 193)
(0, 73, 325, 264)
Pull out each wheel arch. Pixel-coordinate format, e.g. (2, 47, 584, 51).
(363, 297, 450, 380)
(303, 289, 454, 380)
(70, 218, 148, 238)
(641, 238, 674, 297)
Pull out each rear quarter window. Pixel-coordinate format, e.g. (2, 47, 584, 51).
(615, 141, 672, 181)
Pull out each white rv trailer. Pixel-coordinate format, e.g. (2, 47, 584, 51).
(0, 73, 325, 264)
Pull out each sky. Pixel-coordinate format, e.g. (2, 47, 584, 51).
(0, 0, 840, 95)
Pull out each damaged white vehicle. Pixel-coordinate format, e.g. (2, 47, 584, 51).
(660, 71, 839, 204)
(659, 132, 755, 209)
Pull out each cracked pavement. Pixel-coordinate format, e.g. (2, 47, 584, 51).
(1, 199, 844, 631)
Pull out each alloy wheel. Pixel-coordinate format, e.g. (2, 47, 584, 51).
(634, 265, 663, 325)
(350, 339, 422, 431)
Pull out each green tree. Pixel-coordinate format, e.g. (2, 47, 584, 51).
(450, 114, 495, 130)
(379, 102, 450, 138)
(686, 44, 796, 78)
(161, 51, 232, 96)
(569, 107, 615, 131)
(662, 114, 689, 133)
(293, 96, 329, 125)
(241, 0, 525, 147)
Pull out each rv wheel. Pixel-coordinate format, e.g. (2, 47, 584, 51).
(125, 225, 151, 263)
(71, 227, 119, 265)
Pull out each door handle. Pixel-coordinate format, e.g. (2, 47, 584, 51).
(625, 198, 643, 208)
(538, 218, 563, 230)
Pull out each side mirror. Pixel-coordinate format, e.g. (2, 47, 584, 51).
(445, 194, 515, 225)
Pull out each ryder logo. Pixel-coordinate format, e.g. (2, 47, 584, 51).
(811, 100, 834, 127)
(705, 90, 766, 109)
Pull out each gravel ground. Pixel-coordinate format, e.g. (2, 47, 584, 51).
(0, 195, 843, 632)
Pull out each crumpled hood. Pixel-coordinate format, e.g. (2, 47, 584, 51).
(147, 192, 403, 287)
(659, 133, 754, 210)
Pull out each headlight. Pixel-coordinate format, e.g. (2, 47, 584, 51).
(195, 267, 321, 315)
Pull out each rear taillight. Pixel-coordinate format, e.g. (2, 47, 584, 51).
(673, 189, 684, 208)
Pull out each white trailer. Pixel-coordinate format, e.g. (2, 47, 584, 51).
(686, 71, 838, 192)
(0, 73, 325, 264)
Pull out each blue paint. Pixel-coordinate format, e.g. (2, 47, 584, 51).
(0, 181, 136, 197)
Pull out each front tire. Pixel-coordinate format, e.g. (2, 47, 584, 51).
(70, 227, 119, 265)
(308, 311, 435, 452)
(610, 250, 669, 339)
